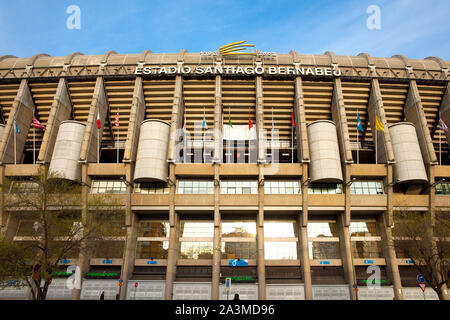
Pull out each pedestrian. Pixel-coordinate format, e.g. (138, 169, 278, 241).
(234, 293, 240, 300)
(100, 291, 105, 300)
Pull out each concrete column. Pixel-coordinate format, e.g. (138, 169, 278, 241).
(71, 164, 91, 300)
(256, 76, 265, 163)
(297, 204, 312, 300)
(337, 213, 357, 300)
(167, 75, 184, 162)
(0, 79, 35, 164)
(37, 78, 73, 164)
(404, 80, 438, 165)
(385, 164, 394, 227)
(367, 79, 395, 164)
(79, 77, 109, 163)
(211, 164, 221, 299)
(119, 163, 137, 299)
(331, 78, 353, 165)
(0, 165, 5, 230)
(293, 77, 310, 162)
(257, 167, 266, 299)
(123, 77, 145, 164)
(377, 212, 404, 300)
(164, 163, 178, 299)
(213, 73, 222, 163)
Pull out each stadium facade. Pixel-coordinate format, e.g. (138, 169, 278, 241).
(0, 48, 449, 300)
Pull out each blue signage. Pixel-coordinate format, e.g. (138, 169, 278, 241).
(229, 259, 248, 267)
(363, 260, 374, 264)
(417, 274, 425, 284)
(406, 260, 414, 264)
(319, 261, 330, 265)
(59, 259, 71, 264)
(102, 259, 113, 264)
(147, 260, 157, 265)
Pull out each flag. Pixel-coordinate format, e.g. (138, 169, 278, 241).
(202, 115, 208, 129)
(96, 112, 102, 129)
(32, 115, 45, 130)
(375, 114, 384, 131)
(357, 112, 364, 132)
(291, 110, 295, 128)
(228, 113, 232, 128)
(440, 115, 448, 133)
(114, 112, 119, 127)
(14, 114, 20, 134)
(248, 111, 253, 130)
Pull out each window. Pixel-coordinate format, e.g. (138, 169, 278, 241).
(351, 180, 384, 195)
(136, 241, 169, 259)
(134, 182, 169, 194)
(221, 242, 256, 260)
(350, 221, 383, 259)
(308, 221, 339, 260)
(180, 222, 214, 238)
(349, 222, 378, 237)
(351, 241, 383, 258)
(264, 180, 300, 194)
(222, 222, 256, 238)
(9, 181, 39, 193)
(264, 222, 297, 238)
(435, 182, 450, 195)
(177, 180, 214, 194)
(265, 242, 297, 260)
(220, 180, 258, 194)
(138, 222, 170, 238)
(180, 242, 213, 259)
(308, 183, 342, 194)
(91, 180, 126, 194)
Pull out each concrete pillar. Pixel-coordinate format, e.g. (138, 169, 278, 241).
(71, 164, 91, 299)
(297, 201, 312, 300)
(377, 211, 404, 300)
(256, 76, 265, 163)
(367, 79, 395, 164)
(293, 77, 310, 162)
(79, 77, 109, 164)
(119, 163, 137, 300)
(404, 80, 438, 165)
(123, 77, 145, 164)
(37, 78, 73, 164)
(337, 213, 357, 300)
(257, 167, 266, 299)
(211, 164, 221, 299)
(0, 79, 35, 164)
(164, 163, 178, 299)
(167, 75, 184, 162)
(331, 78, 353, 165)
(213, 73, 222, 163)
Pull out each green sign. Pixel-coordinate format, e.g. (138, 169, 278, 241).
(361, 279, 387, 284)
(228, 276, 254, 282)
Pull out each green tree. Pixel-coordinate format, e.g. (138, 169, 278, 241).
(393, 210, 450, 300)
(0, 167, 122, 300)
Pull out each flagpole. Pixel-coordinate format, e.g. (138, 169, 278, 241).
(98, 127, 100, 164)
(375, 112, 378, 165)
(357, 109, 359, 165)
(291, 121, 294, 164)
(439, 128, 442, 166)
(33, 127, 35, 165)
(117, 120, 119, 164)
(14, 121, 16, 165)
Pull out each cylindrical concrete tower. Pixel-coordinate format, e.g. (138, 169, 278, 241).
(134, 119, 171, 183)
(48, 120, 86, 181)
(307, 120, 343, 183)
(389, 122, 428, 184)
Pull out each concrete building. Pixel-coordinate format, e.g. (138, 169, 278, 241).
(0, 50, 449, 300)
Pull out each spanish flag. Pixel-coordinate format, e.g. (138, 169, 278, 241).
(375, 114, 384, 131)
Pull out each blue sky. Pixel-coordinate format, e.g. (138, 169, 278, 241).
(1, 0, 449, 60)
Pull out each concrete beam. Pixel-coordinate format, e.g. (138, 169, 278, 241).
(167, 75, 184, 162)
(211, 164, 221, 299)
(79, 77, 109, 163)
(37, 78, 73, 164)
(404, 80, 438, 165)
(0, 79, 35, 164)
(297, 212, 312, 299)
(123, 77, 145, 163)
(293, 77, 310, 162)
(165, 163, 178, 299)
(337, 213, 356, 300)
(213, 74, 222, 163)
(331, 78, 353, 165)
(119, 210, 138, 300)
(256, 76, 265, 163)
(367, 78, 395, 164)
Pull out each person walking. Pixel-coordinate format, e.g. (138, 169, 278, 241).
(233, 293, 240, 300)
(100, 291, 105, 300)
